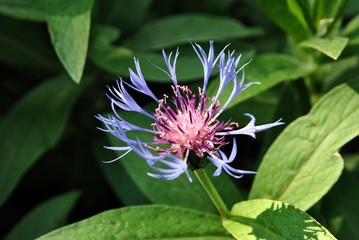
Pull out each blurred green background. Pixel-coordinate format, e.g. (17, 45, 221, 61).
(1, 0, 359, 239)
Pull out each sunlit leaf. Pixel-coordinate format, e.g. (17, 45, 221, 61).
(249, 79, 359, 211)
(300, 36, 349, 60)
(223, 199, 336, 240)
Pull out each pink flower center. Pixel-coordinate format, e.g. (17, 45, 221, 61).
(152, 85, 237, 158)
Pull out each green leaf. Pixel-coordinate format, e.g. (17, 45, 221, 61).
(219, 90, 279, 129)
(93, 138, 149, 205)
(123, 14, 263, 50)
(257, 0, 312, 41)
(322, 55, 359, 91)
(344, 0, 359, 16)
(92, 24, 121, 44)
(101, 0, 152, 33)
(342, 14, 359, 37)
(206, 54, 313, 109)
(341, 36, 359, 58)
(89, 42, 255, 83)
(259, 79, 311, 158)
(37, 205, 233, 240)
(97, 160, 150, 206)
(89, 43, 201, 83)
(0, 75, 83, 207)
(0, 17, 61, 78)
(286, 0, 315, 33)
(300, 36, 349, 60)
(343, 152, 359, 171)
(249, 79, 359, 211)
(340, 15, 359, 59)
(4, 191, 81, 240)
(323, 166, 359, 239)
(0, 0, 45, 22)
(46, 0, 94, 83)
(105, 106, 244, 213)
(313, 0, 348, 32)
(223, 199, 336, 240)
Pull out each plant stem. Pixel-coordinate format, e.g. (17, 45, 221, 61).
(194, 168, 230, 218)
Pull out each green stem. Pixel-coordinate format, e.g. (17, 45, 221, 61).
(194, 168, 230, 218)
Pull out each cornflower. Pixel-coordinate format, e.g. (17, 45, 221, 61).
(97, 41, 283, 182)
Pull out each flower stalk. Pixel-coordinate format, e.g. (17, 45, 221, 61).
(194, 168, 230, 219)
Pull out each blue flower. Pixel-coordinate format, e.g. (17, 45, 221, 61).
(97, 41, 284, 182)
(207, 138, 257, 178)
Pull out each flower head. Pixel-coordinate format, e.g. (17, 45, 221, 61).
(97, 41, 284, 182)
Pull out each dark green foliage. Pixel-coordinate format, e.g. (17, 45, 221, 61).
(1, 0, 358, 239)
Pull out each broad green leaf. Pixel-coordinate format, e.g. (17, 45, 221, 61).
(300, 36, 349, 60)
(207, 54, 313, 109)
(89, 42, 254, 83)
(123, 14, 263, 50)
(257, 0, 312, 41)
(223, 199, 336, 240)
(0, 75, 83, 207)
(0, 0, 45, 22)
(46, 0, 94, 83)
(105, 105, 244, 213)
(37, 205, 233, 240)
(249, 79, 359, 211)
(93, 138, 149, 205)
(4, 191, 81, 240)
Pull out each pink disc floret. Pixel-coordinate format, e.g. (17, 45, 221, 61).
(152, 85, 238, 158)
